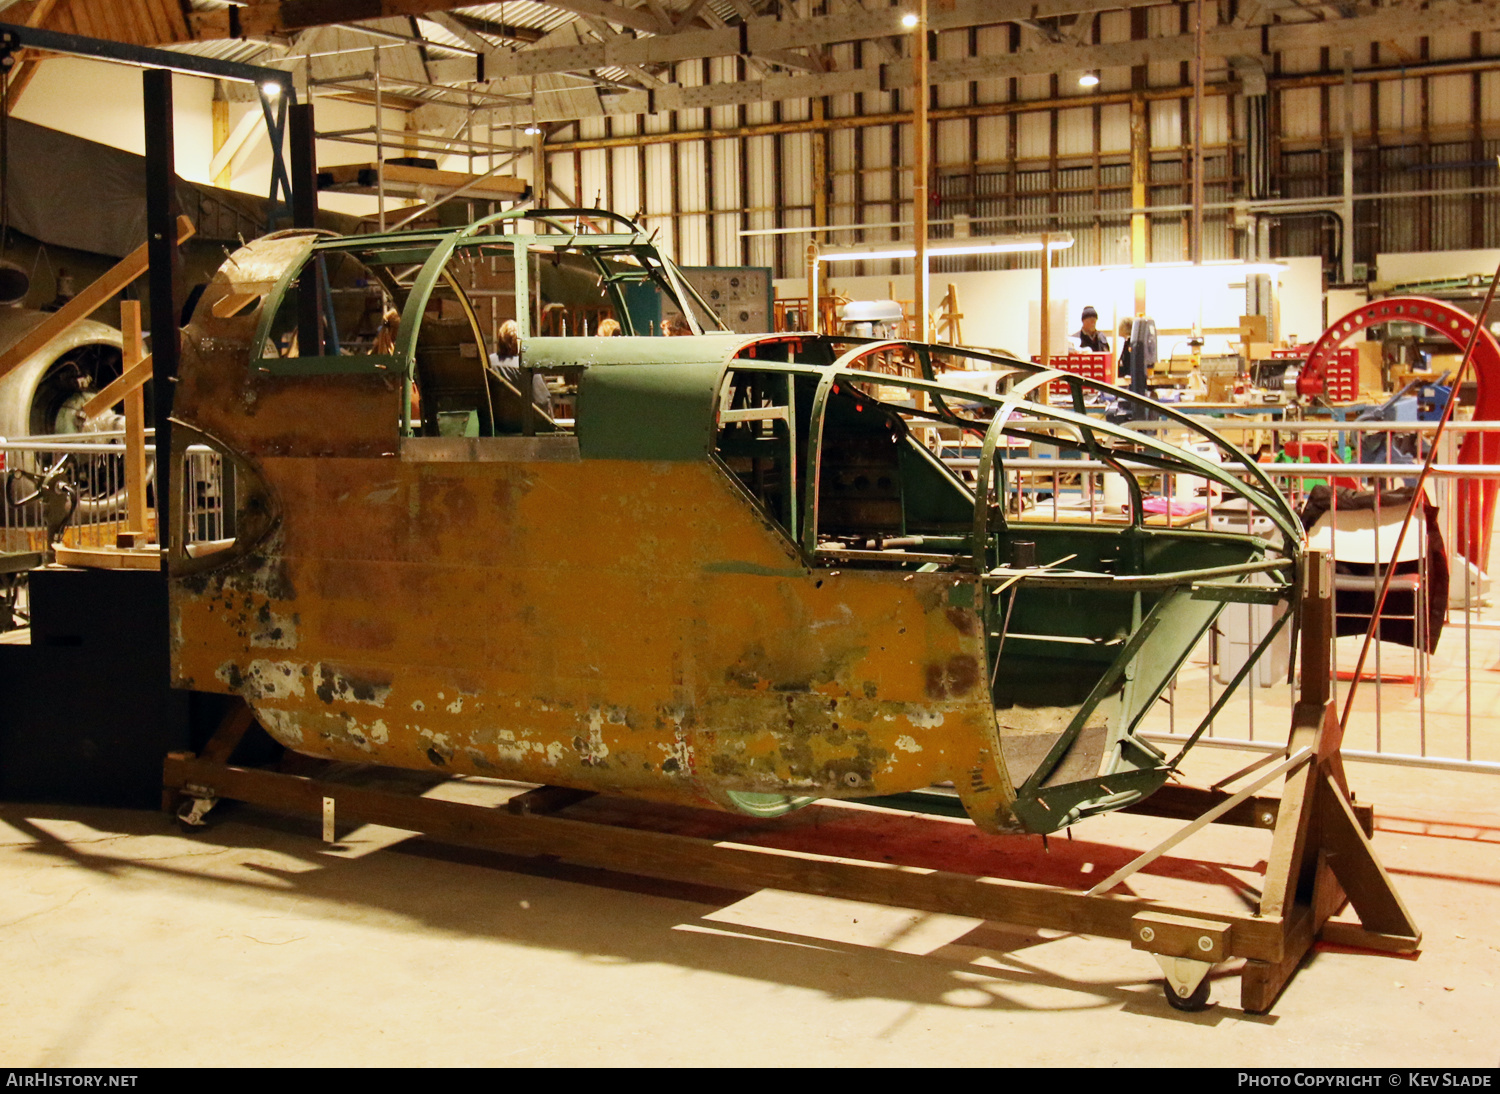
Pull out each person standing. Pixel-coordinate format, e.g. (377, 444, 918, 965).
(1073, 306, 1110, 352)
(489, 319, 552, 416)
(1116, 316, 1134, 380)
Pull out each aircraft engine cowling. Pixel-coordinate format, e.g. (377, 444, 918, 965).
(0, 309, 125, 440)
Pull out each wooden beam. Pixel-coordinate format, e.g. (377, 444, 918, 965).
(3, 0, 59, 112)
(318, 161, 529, 199)
(119, 300, 148, 537)
(189, 1, 489, 40)
(0, 215, 193, 386)
(162, 752, 1298, 961)
(80, 353, 151, 421)
(207, 105, 262, 186)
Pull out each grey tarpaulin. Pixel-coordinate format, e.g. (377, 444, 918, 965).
(0, 118, 355, 257)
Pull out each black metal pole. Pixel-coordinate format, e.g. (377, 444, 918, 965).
(290, 99, 319, 354)
(290, 100, 317, 228)
(143, 67, 179, 567)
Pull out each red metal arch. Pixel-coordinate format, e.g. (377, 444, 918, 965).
(1299, 295, 1500, 568)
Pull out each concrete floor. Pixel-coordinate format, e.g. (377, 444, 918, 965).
(1, 745, 1497, 1067)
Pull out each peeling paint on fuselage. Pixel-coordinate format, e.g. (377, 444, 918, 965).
(172, 454, 1003, 821)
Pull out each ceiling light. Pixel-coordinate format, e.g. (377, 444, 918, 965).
(901, 12, 919, 28)
(1079, 72, 1100, 88)
(260, 80, 281, 98)
(523, 125, 542, 135)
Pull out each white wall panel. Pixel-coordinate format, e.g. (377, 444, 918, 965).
(1100, 103, 1130, 154)
(712, 137, 740, 211)
(645, 144, 672, 215)
(549, 153, 574, 202)
(1057, 106, 1093, 157)
(864, 152, 891, 203)
(1198, 96, 1228, 147)
(1430, 73, 1474, 128)
(1099, 9, 1131, 43)
(747, 134, 776, 213)
(1018, 74, 1050, 101)
(609, 146, 639, 216)
(578, 149, 606, 207)
(678, 214, 707, 267)
(1017, 111, 1049, 159)
(936, 119, 967, 168)
(1150, 99, 1182, 150)
(976, 114, 1008, 162)
(1483, 71, 1500, 122)
(1380, 77, 1424, 133)
(678, 142, 706, 213)
(714, 213, 741, 266)
(1147, 58, 1180, 86)
(782, 132, 812, 209)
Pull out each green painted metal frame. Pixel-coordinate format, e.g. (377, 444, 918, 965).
(243, 209, 728, 436)
(702, 335, 1303, 833)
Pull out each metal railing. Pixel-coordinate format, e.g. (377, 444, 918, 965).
(943, 415, 1500, 774)
(0, 431, 227, 555)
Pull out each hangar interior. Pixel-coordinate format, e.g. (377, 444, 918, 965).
(0, 0, 1498, 1068)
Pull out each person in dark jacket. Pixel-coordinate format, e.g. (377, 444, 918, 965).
(1073, 305, 1109, 352)
(489, 319, 552, 416)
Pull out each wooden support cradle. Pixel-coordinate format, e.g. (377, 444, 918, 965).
(162, 549, 1417, 1015)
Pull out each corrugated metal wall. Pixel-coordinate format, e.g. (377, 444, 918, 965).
(539, 9, 1500, 281)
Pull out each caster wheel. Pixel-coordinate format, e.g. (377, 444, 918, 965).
(1164, 977, 1211, 1012)
(174, 795, 217, 834)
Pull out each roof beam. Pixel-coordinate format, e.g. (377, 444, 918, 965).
(410, 0, 1500, 124)
(443, 12, 546, 45)
(188, 1, 521, 41)
(429, 0, 1164, 84)
(539, 1, 670, 36)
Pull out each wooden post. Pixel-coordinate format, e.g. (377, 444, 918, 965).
(1130, 96, 1148, 316)
(1040, 231, 1051, 369)
(211, 95, 231, 188)
(119, 301, 149, 540)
